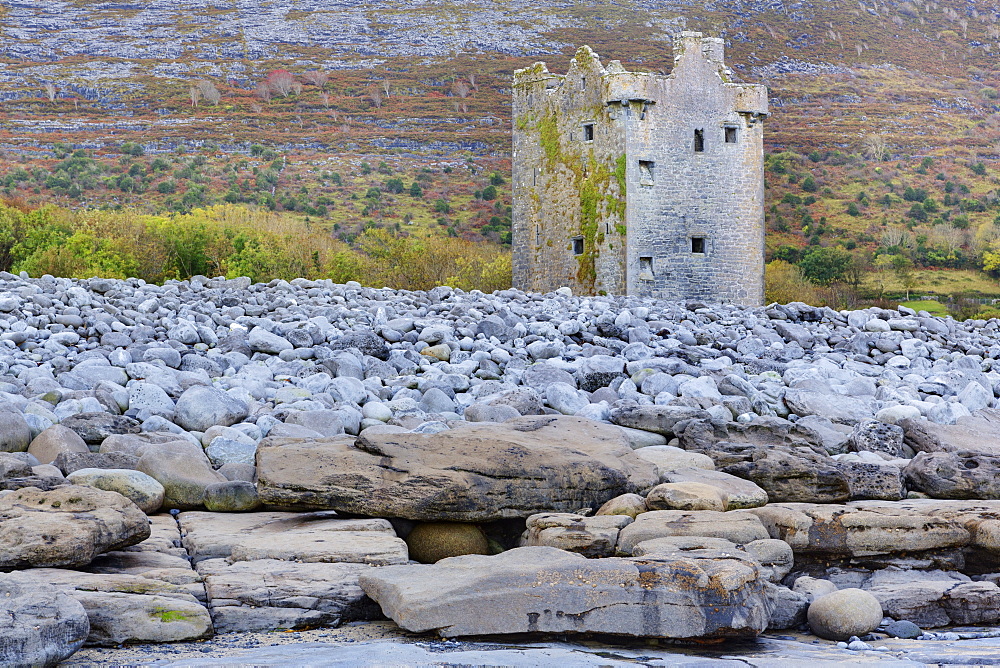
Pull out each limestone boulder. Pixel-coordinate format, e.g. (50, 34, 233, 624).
(196, 558, 380, 633)
(746, 503, 970, 558)
(838, 460, 906, 501)
(784, 389, 876, 424)
(27, 425, 89, 465)
(66, 468, 165, 514)
(405, 522, 490, 564)
(0, 485, 150, 569)
(256, 416, 658, 521)
(60, 413, 141, 446)
(658, 467, 768, 510)
(904, 451, 1000, 499)
(0, 572, 89, 666)
(136, 441, 227, 510)
(807, 588, 883, 641)
(521, 513, 632, 558)
(595, 493, 647, 518)
(359, 546, 771, 639)
(0, 410, 33, 453)
(609, 405, 710, 437)
(11, 568, 211, 646)
(899, 409, 1000, 455)
(722, 447, 850, 503)
(646, 482, 725, 511)
(633, 445, 715, 475)
(173, 386, 249, 432)
(178, 510, 407, 566)
(864, 569, 1000, 628)
(616, 510, 770, 555)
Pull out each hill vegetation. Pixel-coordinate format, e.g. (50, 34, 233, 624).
(1, 0, 999, 310)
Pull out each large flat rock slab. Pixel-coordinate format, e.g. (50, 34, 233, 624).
(900, 410, 1000, 455)
(359, 546, 770, 639)
(197, 558, 380, 633)
(746, 502, 971, 558)
(256, 415, 658, 521)
(178, 511, 407, 566)
(0, 485, 150, 569)
(10, 568, 211, 646)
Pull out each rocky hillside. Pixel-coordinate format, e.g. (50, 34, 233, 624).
(0, 1, 999, 295)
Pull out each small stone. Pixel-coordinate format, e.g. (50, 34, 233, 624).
(885, 620, 922, 639)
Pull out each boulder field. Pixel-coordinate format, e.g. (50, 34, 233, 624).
(6, 273, 1000, 661)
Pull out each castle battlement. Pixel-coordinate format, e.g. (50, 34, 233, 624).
(512, 32, 768, 305)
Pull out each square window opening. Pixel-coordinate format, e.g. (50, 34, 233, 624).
(639, 256, 654, 280)
(572, 237, 584, 255)
(694, 128, 705, 153)
(638, 160, 654, 186)
(583, 123, 594, 142)
(725, 126, 738, 143)
(691, 237, 706, 254)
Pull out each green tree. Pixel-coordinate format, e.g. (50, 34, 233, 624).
(798, 246, 852, 285)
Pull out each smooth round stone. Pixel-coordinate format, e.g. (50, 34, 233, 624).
(362, 402, 393, 422)
(885, 620, 922, 639)
(807, 588, 883, 641)
(27, 425, 89, 465)
(405, 522, 490, 564)
(595, 493, 647, 518)
(203, 480, 260, 512)
(66, 468, 165, 514)
(174, 386, 249, 432)
(645, 482, 726, 512)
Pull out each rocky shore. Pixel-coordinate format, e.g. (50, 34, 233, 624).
(5, 271, 1000, 664)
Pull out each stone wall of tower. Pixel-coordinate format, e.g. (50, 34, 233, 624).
(512, 48, 627, 296)
(512, 33, 767, 305)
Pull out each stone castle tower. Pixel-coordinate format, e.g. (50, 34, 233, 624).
(511, 32, 768, 305)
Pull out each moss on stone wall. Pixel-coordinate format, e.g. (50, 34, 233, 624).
(531, 110, 625, 292)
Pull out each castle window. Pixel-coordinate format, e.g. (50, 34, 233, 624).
(694, 129, 705, 152)
(725, 126, 738, 143)
(691, 237, 706, 254)
(581, 77, 586, 90)
(583, 123, 594, 142)
(572, 236, 584, 255)
(535, 225, 541, 246)
(639, 256, 654, 280)
(638, 160, 654, 186)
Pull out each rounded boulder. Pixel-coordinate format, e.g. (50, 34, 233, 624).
(807, 588, 883, 640)
(174, 386, 249, 432)
(405, 522, 490, 564)
(66, 468, 165, 514)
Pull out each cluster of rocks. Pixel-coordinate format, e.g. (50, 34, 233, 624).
(6, 272, 1000, 663)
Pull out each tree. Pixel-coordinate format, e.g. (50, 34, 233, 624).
(798, 246, 852, 285)
(892, 255, 917, 300)
(863, 133, 889, 161)
(194, 80, 221, 105)
(265, 70, 295, 97)
(254, 82, 271, 102)
(302, 70, 329, 89)
(44, 82, 56, 102)
(368, 84, 383, 109)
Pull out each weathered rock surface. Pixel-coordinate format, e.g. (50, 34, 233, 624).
(360, 546, 771, 639)
(178, 510, 407, 566)
(404, 522, 490, 564)
(722, 447, 851, 503)
(197, 559, 380, 633)
(747, 502, 971, 558)
(521, 513, 632, 558)
(0, 572, 89, 666)
(66, 468, 165, 514)
(904, 451, 1000, 499)
(616, 510, 770, 555)
(10, 568, 212, 646)
(257, 416, 658, 521)
(0, 485, 150, 569)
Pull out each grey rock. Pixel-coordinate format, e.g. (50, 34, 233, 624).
(174, 386, 249, 432)
(0, 572, 89, 667)
(0, 410, 32, 452)
(359, 546, 770, 639)
(850, 419, 905, 458)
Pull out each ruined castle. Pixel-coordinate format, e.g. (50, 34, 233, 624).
(511, 32, 768, 305)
